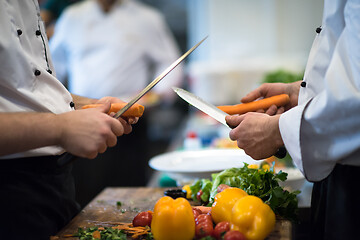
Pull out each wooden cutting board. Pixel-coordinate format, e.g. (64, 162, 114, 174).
(54, 187, 292, 240)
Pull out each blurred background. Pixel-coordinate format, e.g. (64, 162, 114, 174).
(39, 0, 323, 208)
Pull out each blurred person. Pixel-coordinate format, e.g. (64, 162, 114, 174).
(0, 1, 138, 239)
(40, 0, 82, 38)
(49, 0, 184, 206)
(226, 0, 360, 239)
(50, 0, 183, 104)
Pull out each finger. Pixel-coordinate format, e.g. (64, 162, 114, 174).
(225, 114, 244, 129)
(111, 119, 125, 136)
(128, 117, 138, 125)
(106, 134, 118, 148)
(118, 117, 132, 134)
(276, 106, 285, 114)
(98, 143, 107, 154)
(265, 105, 278, 116)
(229, 128, 242, 141)
(241, 90, 263, 103)
(97, 101, 111, 114)
(256, 109, 265, 113)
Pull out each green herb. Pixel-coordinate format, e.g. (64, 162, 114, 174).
(262, 69, 304, 84)
(116, 201, 122, 207)
(190, 164, 300, 222)
(73, 227, 127, 240)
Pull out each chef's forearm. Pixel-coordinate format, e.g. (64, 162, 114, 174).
(0, 112, 60, 156)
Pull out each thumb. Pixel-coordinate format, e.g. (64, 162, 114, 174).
(225, 115, 244, 129)
(97, 102, 111, 114)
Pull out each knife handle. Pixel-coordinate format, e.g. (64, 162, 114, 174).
(274, 146, 287, 159)
(57, 152, 78, 167)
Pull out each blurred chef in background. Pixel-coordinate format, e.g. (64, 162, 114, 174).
(50, 0, 183, 104)
(40, 0, 82, 39)
(0, 1, 138, 239)
(49, 0, 184, 206)
(226, 0, 360, 239)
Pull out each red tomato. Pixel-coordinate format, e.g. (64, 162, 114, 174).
(132, 211, 152, 227)
(195, 214, 212, 225)
(192, 208, 202, 219)
(212, 221, 230, 239)
(223, 230, 246, 240)
(196, 190, 203, 201)
(195, 222, 213, 238)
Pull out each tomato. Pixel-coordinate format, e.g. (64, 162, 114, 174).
(217, 184, 230, 193)
(195, 214, 212, 225)
(192, 208, 202, 219)
(212, 221, 230, 239)
(196, 190, 203, 201)
(195, 222, 213, 238)
(223, 230, 246, 240)
(132, 211, 152, 227)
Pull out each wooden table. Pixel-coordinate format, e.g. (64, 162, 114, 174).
(55, 187, 292, 239)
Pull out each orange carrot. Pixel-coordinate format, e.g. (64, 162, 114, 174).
(217, 94, 290, 115)
(82, 102, 145, 117)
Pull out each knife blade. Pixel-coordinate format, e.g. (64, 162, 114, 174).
(113, 36, 208, 119)
(57, 37, 208, 167)
(172, 87, 230, 127)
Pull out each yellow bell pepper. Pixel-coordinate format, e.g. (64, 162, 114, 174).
(211, 187, 248, 224)
(151, 196, 195, 240)
(230, 195, 276, 240)
(182, 184, 192, 199)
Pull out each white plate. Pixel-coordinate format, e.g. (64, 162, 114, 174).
(277, 167, 305, 191)
(149, 149, 262, 185)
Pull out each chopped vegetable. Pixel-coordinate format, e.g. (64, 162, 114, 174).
(73, 226, 127, 240)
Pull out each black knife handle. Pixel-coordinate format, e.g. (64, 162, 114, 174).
(274, 146, 287, 159)
(57, 152, 78, 167)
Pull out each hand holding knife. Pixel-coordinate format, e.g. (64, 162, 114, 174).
(172, 87, 287, 159)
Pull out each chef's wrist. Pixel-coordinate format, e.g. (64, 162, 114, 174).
(271, 114, 284, 149)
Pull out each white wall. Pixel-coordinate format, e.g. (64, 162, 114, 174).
(186, 0, 324, 105)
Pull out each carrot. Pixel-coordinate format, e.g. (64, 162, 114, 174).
(217, 94, 290, 115)
(82, 102, 145, 117)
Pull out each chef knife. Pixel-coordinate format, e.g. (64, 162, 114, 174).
(57, 36, 208, 167)
(172, 87, 230, 127)
(172, 87, 287, 158)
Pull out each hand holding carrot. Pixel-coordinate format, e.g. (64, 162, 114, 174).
(240, 82, 302, 114)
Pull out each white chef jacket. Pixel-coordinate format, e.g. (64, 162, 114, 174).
(49, 0, 183, 102)
(0, 0, 73, 159)
(279, 0, 360, 182)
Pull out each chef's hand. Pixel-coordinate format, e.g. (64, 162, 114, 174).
(57, 102, 131, 159)
(241, 81, 301, 115)
(96, 96, 139, 125)
(226, 112, 284, 160)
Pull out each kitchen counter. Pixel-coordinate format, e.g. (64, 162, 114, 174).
(54, 187, 292, 240)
